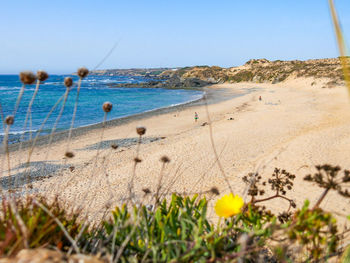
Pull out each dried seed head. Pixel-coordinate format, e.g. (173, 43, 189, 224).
(210, 187, 220, 195)
(136, 126, 146, 136)
(111, 144, 118, 149)
(65, 151, 75, 158)
(37, 70, 49, 82)
(134, 157, 142, 163)
(142, 188, 151, 195)
(77, 67, 89, 78)
(105, 201, 112, 209)
(19, 71, 37, 85)
(160, 155, 170, 163)
(102, 102, 113, 113)
(64, 77, 73, 88)
(291, 200, 296, 208)
(5, 115, 14, 125)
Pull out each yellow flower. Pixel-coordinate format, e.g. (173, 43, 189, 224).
(215, 193, 244, 218)
(177, 227, 181, 236)
(138, 239, 144, 247)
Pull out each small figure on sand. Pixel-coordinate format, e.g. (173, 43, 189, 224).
(194, 112, 199, 122)
(259, 96, 262, 101)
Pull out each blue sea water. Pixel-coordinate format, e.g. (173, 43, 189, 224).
(0, 74, 203, 144)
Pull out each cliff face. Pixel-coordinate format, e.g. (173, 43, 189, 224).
(160, 58, 344, 87)
(92, 58, 345, 88)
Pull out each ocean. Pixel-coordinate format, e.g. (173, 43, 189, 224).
(0, 74, 203, 144)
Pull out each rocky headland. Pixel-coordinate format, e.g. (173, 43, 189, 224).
(90, 58, 345, 89)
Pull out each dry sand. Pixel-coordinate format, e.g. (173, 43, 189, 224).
(2, 78, 350, 225)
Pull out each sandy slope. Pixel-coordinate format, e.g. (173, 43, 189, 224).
(3, 78, 350, 225)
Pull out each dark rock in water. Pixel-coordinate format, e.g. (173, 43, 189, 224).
(182, 78, 211, 87)
(108, 76, 212, 90)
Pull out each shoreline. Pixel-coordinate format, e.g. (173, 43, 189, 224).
(7, 86, 246, 152)
(3, 79, 350, 226)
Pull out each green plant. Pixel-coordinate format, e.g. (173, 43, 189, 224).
(288, 200, 339, 259)
(0, 196, 83, 257)
(340, 245, 350, 263)
(101, 194, 214, 262)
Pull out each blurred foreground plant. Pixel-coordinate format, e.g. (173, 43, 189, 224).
(0, 165, 349, 262)
(0, 196, 83, 257)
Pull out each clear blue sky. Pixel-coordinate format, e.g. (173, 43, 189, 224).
(1, 0, 349, 74)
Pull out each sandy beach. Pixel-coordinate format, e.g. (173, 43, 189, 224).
(3, 78, 350, 224)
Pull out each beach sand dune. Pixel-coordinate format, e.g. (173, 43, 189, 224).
(3, 78, 350, 224)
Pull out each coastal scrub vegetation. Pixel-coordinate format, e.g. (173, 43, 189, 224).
(157, 58, 346, 87)
(0, 159, 349, 262)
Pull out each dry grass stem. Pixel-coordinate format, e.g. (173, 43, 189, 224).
(329, 0, 350, 94)
(203, 95, 233, 193)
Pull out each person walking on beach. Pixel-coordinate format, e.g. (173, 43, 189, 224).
(194, 112, 199, 122)
(259, 96, 262, 101)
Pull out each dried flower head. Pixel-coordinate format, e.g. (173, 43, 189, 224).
(142, 188, 151, 195)
(37, 70, 49, 82)
(160, 155, 170, 163)
(5, 115, 14, 125)
(102, 102, 113, 113)
(278, 211, 292, 223)
(267, 168, 295, 194)
(304, 164, 350, 198)
(134, 157, 142, 163)
(64, 77, 73, 88)
(77, 67, 89, 78)
(136, 126, 146, 136)
(210, 187, 220, 195)
(19, 71, 37, 85)
(111, 144, 118, 149)
(105, 201, 112, 209)
(65, 151, 75, 158)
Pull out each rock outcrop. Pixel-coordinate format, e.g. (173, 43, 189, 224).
(96, 58, 346, 89)
(160, 58, 345, 87)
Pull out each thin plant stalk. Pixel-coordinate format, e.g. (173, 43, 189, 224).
(32, 198, 80, 254)
(65, 78, 82, 153)
(129, 135, 142, 203)
(14, 80, 41, 188)
(328, 0, 350, 94)
(13, 84, 25, 116)
(0, 104, 4, 193)
(113, 208, 143, 262)
(154, 162, 166, 206)
(71, 112, 109, 217)
(26, 93, 66, 163)
(1, 84, 26, 191)
(0, 125, 10, 193)
(21, 93, 66, 191)
(25, 87, 69, 187)
(8, 197, 29, 248)
(19, 80, 40, 144)
(0, 103, 4, 127)
(203, 95, 233, 193)
(42, 88, 70, 168)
